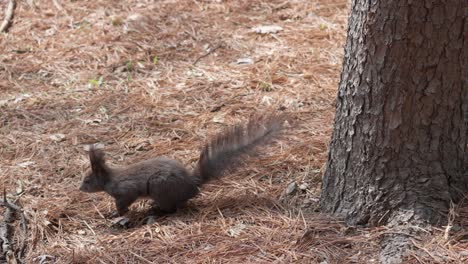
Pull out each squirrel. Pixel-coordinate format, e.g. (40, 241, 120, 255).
(79, 114, 286, 217)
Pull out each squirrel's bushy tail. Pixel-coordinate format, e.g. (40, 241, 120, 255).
(193, 114, 286, 185)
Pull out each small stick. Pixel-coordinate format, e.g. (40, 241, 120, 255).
(0, 188, 28, 263)
(1, 188, 22, 211)
(0, 0, 16, 33)
(192, 42, 224, 66)
(1, 189, 15, 261)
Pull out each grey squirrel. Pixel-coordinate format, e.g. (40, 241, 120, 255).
(79, 114, 287, 217)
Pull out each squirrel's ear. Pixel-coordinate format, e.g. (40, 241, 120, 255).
(88, 146, 106, 173)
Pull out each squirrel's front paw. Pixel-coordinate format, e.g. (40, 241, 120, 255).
(145, 215, 157, 225)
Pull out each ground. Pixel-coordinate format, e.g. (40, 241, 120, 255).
(0, 0, 466, 263)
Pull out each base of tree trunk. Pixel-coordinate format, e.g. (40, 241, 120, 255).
(380, 233, 412, 264)
(319, 0, 466, 262)
(378, 214, 429, 264)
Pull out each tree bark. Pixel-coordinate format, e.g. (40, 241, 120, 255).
(320, 0, 467, 226)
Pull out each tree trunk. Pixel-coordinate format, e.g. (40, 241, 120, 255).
(320, 0, 467, 226)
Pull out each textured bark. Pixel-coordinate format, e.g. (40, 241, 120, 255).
(320, 0, 467, 226)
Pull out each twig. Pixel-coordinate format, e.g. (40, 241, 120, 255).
(192, 42, 224, 66)
(18, 212, 28, 256)
(0, 0, 16, 33)
(1, 188, 22, 212)
(1, 189, 16, 262)
(444, 200, 456, 240)
(0, 188, 28, 263)
(130, 251, 153, 264)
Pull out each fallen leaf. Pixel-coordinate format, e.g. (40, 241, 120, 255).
(261, 96, 274, 105)
(236, 57, 254, 65)
(83, 118, 102, 125)
(253, 25, 283, 34)
(14, 93, 32, 103)
(50, 134, 66, 142)
(16, 180, 24, 195)
(17, 161, 35, 168)
(285, 182, 297, 195)
(186, 69, 204, 77)
(213, 114, 225, 124)
(227, 223, 247, 237)
(134, 141, 151, 151)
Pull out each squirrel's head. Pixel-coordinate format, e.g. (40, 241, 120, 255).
(79, 146, 110, 193)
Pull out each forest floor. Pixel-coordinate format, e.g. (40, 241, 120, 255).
(0, 0, 466, 263)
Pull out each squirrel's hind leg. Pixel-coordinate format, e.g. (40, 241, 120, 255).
(150, 196, 178, 215)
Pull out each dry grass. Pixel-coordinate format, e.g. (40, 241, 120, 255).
(0, 0, 466, 263)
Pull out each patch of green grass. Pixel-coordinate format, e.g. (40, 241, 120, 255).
(259, 81, 273, 92)
(88, 76, 104, 88)
(126, 61, 134, 72)
(112, 17, 124, 26)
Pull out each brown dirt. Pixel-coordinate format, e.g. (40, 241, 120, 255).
(0, 0, 466, 263)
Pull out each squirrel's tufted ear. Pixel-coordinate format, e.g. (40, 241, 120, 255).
(88, 145, 106, 173)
